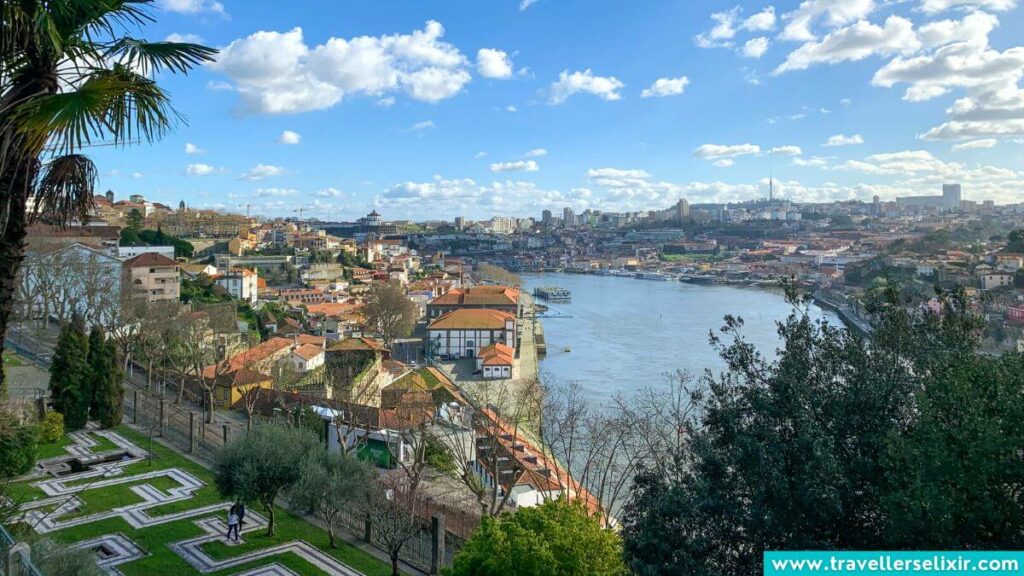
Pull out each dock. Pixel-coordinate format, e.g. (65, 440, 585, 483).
(533, 286, 572, 301)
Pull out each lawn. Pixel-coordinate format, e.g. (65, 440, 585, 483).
(12, 427, 395, 576)
(3, 351, 26, 367)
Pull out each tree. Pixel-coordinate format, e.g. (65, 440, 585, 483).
(289, 450, 375, 548)
(0, 1, 216, 396)
(25, 538, 104, 576)
(0, 407, 38, 479)
(1007, 229, 1024, 253)
(882, 351, 1024, 548)
(450, 499, 626, 576)
(361, 473, 426, 576)
(362, 281, 418, 350)
(620, 285, 987, 575)
(213, 424, 319, 536)
(49, 318, 90, 430)
(87, 326, 124, 429)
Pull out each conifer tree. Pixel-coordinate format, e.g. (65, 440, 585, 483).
(49, 317, 89, 430)
(91, 331, 124, 429)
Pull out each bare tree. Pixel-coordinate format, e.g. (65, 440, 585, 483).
(362, 281, 418, 350)
(362, 473, 426, 576)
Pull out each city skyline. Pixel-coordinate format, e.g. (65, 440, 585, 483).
(85, 0, 1024, 219)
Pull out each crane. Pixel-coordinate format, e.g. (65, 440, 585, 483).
(293, 207, 309, 221)
(237, 204, 252, 218)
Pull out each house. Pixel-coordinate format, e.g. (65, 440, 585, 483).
(428, 309, 516, 359)
(289, 343, 325, 372)
(381, 367, 466, 410)
(981, 272, 1015, 290)
(1008, 306, 1024, 324)
(323, 336, 394, 405)
(180, 263, 218, 279)
(213, 268, 258, 304)
(19, 243, 125, 327)
(476, 343, 514, 379)
(122, 252, 180, 302)
(426, 285, 520, 319)
(115, 245, 176, 260)
(213, 368, 272, 410)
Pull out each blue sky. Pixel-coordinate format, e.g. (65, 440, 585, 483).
(91, 0, 1024, 220)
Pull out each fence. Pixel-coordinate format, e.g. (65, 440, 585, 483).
(0, 526, 43, 576)
(335, 505, 471, 573)
(122, 386, 247, 460)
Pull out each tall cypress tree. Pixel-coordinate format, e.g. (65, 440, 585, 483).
(86, 326, 106, 418)
(93, 336, 125, 429)
(49, 317, 89, 430)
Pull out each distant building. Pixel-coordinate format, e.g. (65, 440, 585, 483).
(896, 183, 962, 211)
(115, 245, 176, 260)
(563, 207, 576, 228)
(454, 216, 465, 230)
(426, 285, 521, 319)
(541, 210, 553, 227)
(213, 268, 259, 304)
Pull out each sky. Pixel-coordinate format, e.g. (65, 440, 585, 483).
(90, 0, 1024, 220)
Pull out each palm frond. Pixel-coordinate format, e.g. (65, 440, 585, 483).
(105, 38, 217, 75)
(12, 64, 182, 155)
(31, 154, 97, 226)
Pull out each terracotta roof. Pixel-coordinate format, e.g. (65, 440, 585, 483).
(123, 252, 178, 268)
(384, 367, 468, 406)
(306, 302, 360, 317)
(429, 285, 519, 307)
(215, 367, 270, 388)
(27, 224, 121, 240)
(203, 337, 293, 377)
(429, 309, 515, 331)
(479, 342, 514, 366)
(292, 344, 324, 361)
(294, 334, 327, 348)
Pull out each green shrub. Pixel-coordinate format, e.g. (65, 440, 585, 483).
(0, 413, 38, 479)
(38, 412, 64, 444)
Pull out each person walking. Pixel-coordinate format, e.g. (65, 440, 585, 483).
(236, 501, 246, 528)
(226, 505, 240, 542)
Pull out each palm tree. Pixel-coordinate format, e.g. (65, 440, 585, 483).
(1, 1, 215, 395)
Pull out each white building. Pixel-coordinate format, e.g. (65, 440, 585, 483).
(428, 309, 516, 359)
(214, 268, 259, 304)
(115, 245, 176, 260)
(288, 343, 325, 372)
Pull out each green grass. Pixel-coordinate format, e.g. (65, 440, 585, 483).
(3, 351, 26, 367)
(35, 436, 75, 460)
(14, 425, 394, 576)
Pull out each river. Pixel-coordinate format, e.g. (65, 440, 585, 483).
(523, 273, 840, 404)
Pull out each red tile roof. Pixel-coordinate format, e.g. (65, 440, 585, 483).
(429, 285, 519, 307)
(123, 252, 178, 268)
(479, 342, 514, 366)
(292, 343, 324, 361)
(429, 309, 515, 331)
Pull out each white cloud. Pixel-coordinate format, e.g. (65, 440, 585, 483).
(693, 143, 761, 159)
(770, 145, 803, 155)
(525, 148, 548, 157)
(251, 188, 298, 197)
(209, 21, 471, 114)
(410, 120, 435, 131)
(474, 151, 488, 159)
(775, 16, 919, 74)
(186, 163, 216, 176)
(376, 96, 396, 107)
(952, 138, 997, 150)
(158, 0, 225, 16)
(165, 33, 204, 43)
(519, 0, 541, 10)
(919, 0, 1016, 13)
(793, 155, 832, 166)
(315, 187, 347, 198)
(695, 7, 741, 48)
(277, 130, 302, 144)
(505, 105, 518, 112)
(779, 0, 876, 42)
(476, 49, 514, 79)
(641, 76, 690, 98)
(549, 69, 624, 104)
(743, 6, 777, 31)
(743, 37, 771, 58)
(239, 164, 285, 180)
(490, 160, 539, 172)
(184, 142, 203, 155)
(825, 133, 865, 146)
(207, 80, 233, 91)
(713, 159, 736, 167)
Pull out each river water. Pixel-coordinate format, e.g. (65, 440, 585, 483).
(523, 273, 840, 404)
